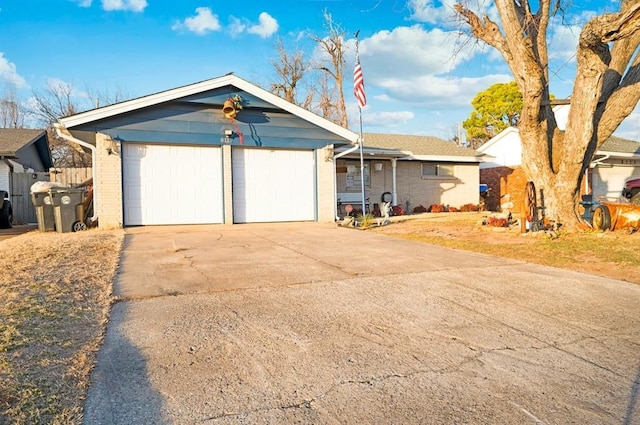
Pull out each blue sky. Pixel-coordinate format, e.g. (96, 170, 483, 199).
(1, 0, 638, 141)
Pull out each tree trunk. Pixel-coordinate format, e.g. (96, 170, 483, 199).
(455, 0, 640, 232)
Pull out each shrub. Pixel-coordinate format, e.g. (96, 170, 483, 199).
(449, 206, 459, 212)
(460, 203, 479, 212)
(429, 204, 445, 213)
(413, 205, 428, 213)
(392, 205, 405, 216)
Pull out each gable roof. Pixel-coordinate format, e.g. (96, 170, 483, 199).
(59, 73, 359, 143)
(598, 135, 640, 156)
(0, 128, 53, 170)
(0, 129, 46, 156)
(363, 132, 486, 162)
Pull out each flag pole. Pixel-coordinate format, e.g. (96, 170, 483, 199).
(354, 31, 366, 214)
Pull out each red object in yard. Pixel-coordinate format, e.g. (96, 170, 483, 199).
(592, 201, 640, 231)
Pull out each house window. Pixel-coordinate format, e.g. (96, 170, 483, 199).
(345, 161, 370, 190)
(422, 163, 455, 178)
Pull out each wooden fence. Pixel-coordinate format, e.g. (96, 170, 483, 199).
(10, 172, 49, 224)
(49, 167, 92, 186)
(9, 168, 93, 225)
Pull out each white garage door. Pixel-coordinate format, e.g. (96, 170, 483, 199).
(232, 148, 315, 223)
(123, 144, 223, 225)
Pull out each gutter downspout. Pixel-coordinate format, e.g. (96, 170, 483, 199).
(587, 154, 610, 195)
(333, 143, 360, 219)
(53, 123, 98, 222)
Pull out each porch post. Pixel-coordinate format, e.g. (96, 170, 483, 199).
(392, 158, 398, 205)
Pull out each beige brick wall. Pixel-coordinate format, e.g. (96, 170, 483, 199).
(316, 146, 336, 222)
(336, 158, 480, 213)
(95, 133, 123, 228)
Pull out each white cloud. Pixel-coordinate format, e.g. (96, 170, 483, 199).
(362, 110, 415, 127)
(0, 53, 27, 88)
(408, 0, 457, 26)
(72, 0, 92, 7)
(247, 12, 279, 38)
(101, 0, 147, 12)
(172, 7, 221, 35)
(377, 74, 513, 108)
(228, 16, 247, 37)
(357, 25, 478, 80)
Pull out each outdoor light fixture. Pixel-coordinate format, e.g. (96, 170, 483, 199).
(221, 129, 234, 144)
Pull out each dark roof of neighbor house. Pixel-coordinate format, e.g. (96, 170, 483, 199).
(363, 133, 484, 158)
(0, 128, 53, 168)
(0, 129, 45, 155)
(599, 135, 640, 155)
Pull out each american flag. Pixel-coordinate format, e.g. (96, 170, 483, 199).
(353, 51, 366, 109)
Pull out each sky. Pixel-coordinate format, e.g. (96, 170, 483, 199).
(0, 0, 639, 142)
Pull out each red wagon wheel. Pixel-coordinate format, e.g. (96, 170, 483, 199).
(523, 181, 537, 223)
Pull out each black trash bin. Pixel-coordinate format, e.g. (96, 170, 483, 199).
(49, 188, 87, 233)
(31, 191, 56, 232)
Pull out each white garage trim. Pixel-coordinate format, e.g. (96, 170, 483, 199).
(123, 144, 224, 225)
(232, 147, 316, 223)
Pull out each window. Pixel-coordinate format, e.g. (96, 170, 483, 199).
(345, 161, 370, 190)
(422, 163, 455, 178)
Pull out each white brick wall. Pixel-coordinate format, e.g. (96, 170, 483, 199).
(317, 146, 336, 222)
(222, 144, 233, 224)
(95, 133, 123, 228)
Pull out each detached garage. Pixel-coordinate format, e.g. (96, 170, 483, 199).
(56, 74, 358, 227)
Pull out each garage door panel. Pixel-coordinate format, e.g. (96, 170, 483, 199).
(233, 148, 315, 223)
(123, 144, 223, 226)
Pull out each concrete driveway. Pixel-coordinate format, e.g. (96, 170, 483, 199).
(84, 223, 640, 424)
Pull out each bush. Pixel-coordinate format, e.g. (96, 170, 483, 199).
(392, 205, 405, 216)
(449, 206, 459, 212)
(413, 205, 428, 213)
(460, 203, 479, 212)
(429, 204, 445, 213)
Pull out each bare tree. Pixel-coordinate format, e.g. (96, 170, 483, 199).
(0, 87, 29, 128)
(30, 80, 91, 167)
(270, 37, 314, 108)
(454, 0, 640, 230)
(310, 10, 348, 127)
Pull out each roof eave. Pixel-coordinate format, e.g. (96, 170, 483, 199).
(58, 74, 359, 144)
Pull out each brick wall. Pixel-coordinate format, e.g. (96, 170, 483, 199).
(317, 146, 336, 222)
(222, 144, 233, 224)
(95, 133, 123, 228)
(480, 166, 527, 212)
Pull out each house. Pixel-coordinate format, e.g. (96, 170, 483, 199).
(57, 74, 359, 227)
(0, 129, 53, 223)
(478, 105, 640, 211)
(335, 133, 487, 214)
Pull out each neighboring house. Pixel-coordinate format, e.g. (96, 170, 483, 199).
(478, 104, 640, 211)
(335, 133, 487, 214)
(57, 74, 358, 227)
(0, 129, 53, 223)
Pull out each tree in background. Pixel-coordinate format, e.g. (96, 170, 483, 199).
(455, 0, 640, 230)
(310, 11, 348, 128)
(30, 80, 91, 167)
(0, 87, 29, 128)
(463, 81, 523, 149)
(269, 37, 314, 109)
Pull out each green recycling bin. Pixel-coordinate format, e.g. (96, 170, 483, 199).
(31, 191, 56, 232)
(49, 188, 87, 233)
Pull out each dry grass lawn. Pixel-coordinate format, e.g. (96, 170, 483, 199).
(371, 212, 640, 285)
(0, 229, 123, 424)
